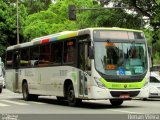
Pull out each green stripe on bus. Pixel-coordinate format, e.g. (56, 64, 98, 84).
(72, 72, 77, 82)
(92, 28, 142, 32)
(57, 32, 78, 40)
(100, 77, 146, 89)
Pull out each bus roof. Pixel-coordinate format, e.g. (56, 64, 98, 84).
(86, 27, 142, 32)
(7, 27, 143, 51)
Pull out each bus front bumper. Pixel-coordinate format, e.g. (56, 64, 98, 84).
(88, 86, 149, 99)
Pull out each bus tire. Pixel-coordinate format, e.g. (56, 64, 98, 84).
(0, 87, 2, 93)
(67, 84, 82, 106)
(22, 82, 31, 101)
(109, 99, 123, 106)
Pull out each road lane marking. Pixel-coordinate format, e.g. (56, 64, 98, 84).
(29, 101, 46, 105)
(109, 109, 143, 114)
(18, 99, 46, 105)
(0, 100, 29, 105)
(0, 103, 10, 107)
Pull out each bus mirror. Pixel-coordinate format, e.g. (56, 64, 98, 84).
(148, 46, 153, 67)
(89, 46, 94, 59)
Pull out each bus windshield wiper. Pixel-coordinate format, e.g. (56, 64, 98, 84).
(105, 39, 111, 43)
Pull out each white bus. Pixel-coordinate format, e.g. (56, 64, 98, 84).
(5, 27, 150, 106)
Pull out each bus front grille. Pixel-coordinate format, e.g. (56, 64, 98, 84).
(110, 91, 140, 98)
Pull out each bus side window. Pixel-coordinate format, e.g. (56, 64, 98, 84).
(50, 42, 62, 65)
(20, 48, 30, 67)
(39, 44, 50, 67)
(30, 46, 40, 67)
(63, 40, 76, 64)
(13, 51, 20, 69)
(6, 51, 13, 69)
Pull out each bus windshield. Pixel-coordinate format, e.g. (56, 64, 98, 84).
(95, 42, 148, 76)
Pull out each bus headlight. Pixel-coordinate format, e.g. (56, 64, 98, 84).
(94, 77, 106, 89)
(143, 80, 149, 87)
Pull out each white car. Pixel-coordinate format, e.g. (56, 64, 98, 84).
(148, 72, 160, 98)
(0, 74, 4, 93)
(0, 66, 4, 93)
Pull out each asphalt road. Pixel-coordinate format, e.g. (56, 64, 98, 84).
(0, 89, 160, 120)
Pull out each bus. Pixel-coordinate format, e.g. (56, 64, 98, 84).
(5, 27, 150, 106)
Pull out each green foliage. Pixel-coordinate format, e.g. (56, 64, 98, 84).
(21, 0, 52, 14)
(23, 10, 57, 40)
(23, 0, 143, 41)
(0, 1, 15, 60)
(83, 9, 142, 29)
(143, 29, 153, 45)
(23, 0, 94, 40)
(0, 0, 160, 64)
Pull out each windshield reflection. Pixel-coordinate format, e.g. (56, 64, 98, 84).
(95, 42, 147, 76)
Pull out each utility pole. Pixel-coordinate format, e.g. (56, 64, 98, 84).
(16, 0, 19, 44)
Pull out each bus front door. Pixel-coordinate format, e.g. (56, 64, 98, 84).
(78, 41, 90, 97)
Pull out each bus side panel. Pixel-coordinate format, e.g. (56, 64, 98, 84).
(41, 66, 80, 97)
(44, 66, 77, 97)
(19, 68, 42, 95)
(37, 67, 58, 96)
(5, 69, 16, 92)
(62, 66, 79, 98)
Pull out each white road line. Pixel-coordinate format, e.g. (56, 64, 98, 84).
(29, 101, 46, 105)
(0, 100, 29, 105)
(0, 103, 10, 107)
(109, 109, 143, 114)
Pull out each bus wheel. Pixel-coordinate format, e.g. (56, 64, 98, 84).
(22, 82, 30, 101)
(67, 84, 82, 106)
(0, 87, 2, 93)
(109, 99, 123, 106)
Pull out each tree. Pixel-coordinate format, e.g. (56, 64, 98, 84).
(23, 0, 94, 40)
(81, 8, 142, 29)
(21, 0, 52, 14)
(0, 1, 16, 59)
(0, 1, 28, 61)
(23, 0, 143, 41)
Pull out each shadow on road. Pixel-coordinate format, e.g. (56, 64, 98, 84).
(15, 97, 141, 109)
(141, 98, 160, 101)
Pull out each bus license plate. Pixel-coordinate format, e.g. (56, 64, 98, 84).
(119, 94, 130, 99)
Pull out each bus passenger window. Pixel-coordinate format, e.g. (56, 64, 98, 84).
(39, 44, 50, 67)
(50, 42, 62, 65)
(30, 46, 39, 67)
(20, 48, 30, 67)
(63, 40, 76, 64)
(6, 51, 13, 69)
